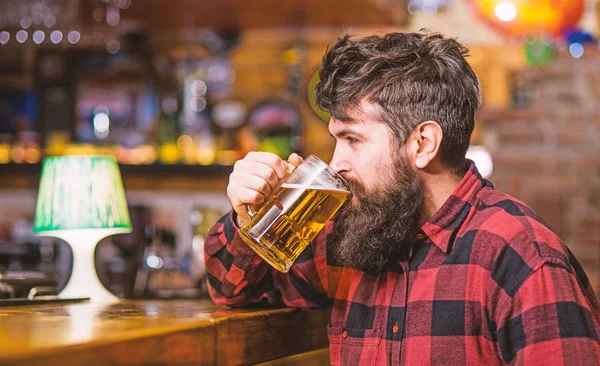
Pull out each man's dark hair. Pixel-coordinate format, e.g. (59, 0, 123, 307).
(315, 31, 481, 173)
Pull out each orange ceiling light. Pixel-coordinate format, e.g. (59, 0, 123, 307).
(467, 0, 585, 38)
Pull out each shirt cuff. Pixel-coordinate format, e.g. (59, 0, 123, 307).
(225, 210, 259, 257)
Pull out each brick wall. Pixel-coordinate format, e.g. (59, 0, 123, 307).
(481, 49, 600, 291)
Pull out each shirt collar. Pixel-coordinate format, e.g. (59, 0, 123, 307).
(420, 160, 492, 254)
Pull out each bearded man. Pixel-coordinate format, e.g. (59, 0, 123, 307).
(205, 31, 600, 365)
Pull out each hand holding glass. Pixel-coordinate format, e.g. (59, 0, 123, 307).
(239, 155, 350, 272)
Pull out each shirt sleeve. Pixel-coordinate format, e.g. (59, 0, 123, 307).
(494, 258, 600, 365)
(204, 211, 329, 309)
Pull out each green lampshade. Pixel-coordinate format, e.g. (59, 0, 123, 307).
(34, 155, 132, 234)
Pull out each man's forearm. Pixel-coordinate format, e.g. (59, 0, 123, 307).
(205, 211, 281, 307)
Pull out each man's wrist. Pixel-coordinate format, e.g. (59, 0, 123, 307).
(226, 211, 258, 256)
(233, 212, 248, 228)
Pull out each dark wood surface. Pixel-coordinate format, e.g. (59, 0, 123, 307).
(0, 299, 330, 366)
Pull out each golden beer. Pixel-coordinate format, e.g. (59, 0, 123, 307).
(240, 183, 350, 272)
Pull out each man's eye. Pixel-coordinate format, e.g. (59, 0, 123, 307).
(347, 136, 358, 144)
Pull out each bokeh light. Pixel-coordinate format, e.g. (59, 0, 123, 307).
(106, 6, 121, 26)
(32, 30, 45, 44)
(44, 15, 56, 28)
(0, 31, 10, 45)
(68, 31, 81, 44)
(50, 30, 63, 44)
(20, 18, 32, 29)
(16, 30, 28, 44)
(494, 1, 517, 22)
(467, 0, 585, 38)
(106, 39, 120, 54)
(466, 146, 493, 178)
(569, 43, 584, 58)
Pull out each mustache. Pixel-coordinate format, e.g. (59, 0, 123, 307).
(339, 176, 367, 200)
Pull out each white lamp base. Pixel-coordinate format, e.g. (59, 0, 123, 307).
(38, 228, 131, 302)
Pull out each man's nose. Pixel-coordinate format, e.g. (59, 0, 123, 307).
(329, 150, 349, 176)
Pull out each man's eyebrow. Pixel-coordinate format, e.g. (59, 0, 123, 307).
(329, 128, 364, 139)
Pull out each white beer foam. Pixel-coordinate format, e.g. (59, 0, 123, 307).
(281, 183, 349, 193)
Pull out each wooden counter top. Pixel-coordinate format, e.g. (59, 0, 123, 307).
(0, 299, 330, 366)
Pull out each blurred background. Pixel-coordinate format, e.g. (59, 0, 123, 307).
(0, 0, 598, 299)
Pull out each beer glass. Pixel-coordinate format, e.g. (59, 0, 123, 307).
(239, 155, 350, 273)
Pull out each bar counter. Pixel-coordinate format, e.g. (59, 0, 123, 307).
(0, 299, 330, 365)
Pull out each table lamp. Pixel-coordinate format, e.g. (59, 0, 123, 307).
(33, 155, 132, 302)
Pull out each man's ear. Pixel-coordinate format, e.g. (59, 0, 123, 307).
(407, 121, 443, 169)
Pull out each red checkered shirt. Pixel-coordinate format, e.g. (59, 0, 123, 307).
(205, 162, 600, 365)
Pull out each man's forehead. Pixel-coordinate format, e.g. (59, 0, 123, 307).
(328, 106, 381, 134)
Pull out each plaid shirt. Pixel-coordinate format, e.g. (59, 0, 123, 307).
(205, 162, 600, 365)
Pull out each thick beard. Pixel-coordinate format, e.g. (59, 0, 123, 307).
(330, 154, 424, 275)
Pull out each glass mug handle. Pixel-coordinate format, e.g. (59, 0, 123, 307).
(245, 161, 297, 219)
